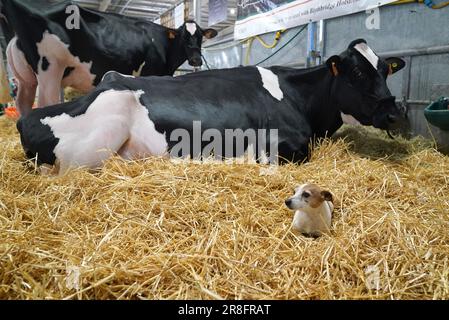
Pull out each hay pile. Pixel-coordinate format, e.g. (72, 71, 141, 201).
(0, 116, 448, 300)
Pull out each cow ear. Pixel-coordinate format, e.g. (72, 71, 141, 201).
(385, 57, 406, 75)
(202, 28, 217, 39)
(321, 190, 333, 202)
(167, 29, 177, 39)
(326, 55, 341, 77)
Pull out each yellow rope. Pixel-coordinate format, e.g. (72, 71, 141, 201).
(245, 30, 286, 65)
(254, 30, 286, 49)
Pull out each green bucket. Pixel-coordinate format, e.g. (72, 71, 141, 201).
(424, 97, 449, 131)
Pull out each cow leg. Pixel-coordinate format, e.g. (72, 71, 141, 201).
(37, 61, 65, 107)
(55, 126, 131, 175)
(6, 39, 37, 116)
(117, 137, 169, 160)
(15, 81, 37, 116)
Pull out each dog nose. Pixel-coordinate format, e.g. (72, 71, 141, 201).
(285, 199, 292, 207)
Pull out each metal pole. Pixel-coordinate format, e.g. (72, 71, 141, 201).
(317, 20, 325, 65)
(401, 56, 412, 115)
(193, 0, 202, 23)
(378, 45, 449, 58)
(306, 21, 317, 67)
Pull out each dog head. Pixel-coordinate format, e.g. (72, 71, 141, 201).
(285, 183, 333, 211)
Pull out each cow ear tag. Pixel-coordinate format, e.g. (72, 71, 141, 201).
(331, 62, 339, 76)
(388, 63, 396, 76)
(385, 58, 406, 75)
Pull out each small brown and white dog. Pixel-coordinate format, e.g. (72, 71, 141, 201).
(285, 183, 334, 237)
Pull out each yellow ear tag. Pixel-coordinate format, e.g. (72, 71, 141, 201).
(332, 62, 339, 76)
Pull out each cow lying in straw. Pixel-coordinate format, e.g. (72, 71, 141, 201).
(17, 39, 405, 175)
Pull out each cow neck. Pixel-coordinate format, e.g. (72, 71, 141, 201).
(166, 29, 188, 75)
(287, 65, 343, 138)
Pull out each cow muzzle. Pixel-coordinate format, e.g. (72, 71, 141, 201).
(188, 56, 203, 67)
(372, 97, 406, 130)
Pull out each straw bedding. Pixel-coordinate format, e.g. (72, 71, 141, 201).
(0, 115, 448, 300)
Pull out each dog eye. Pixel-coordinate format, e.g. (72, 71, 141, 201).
(302, 192, 310, 198)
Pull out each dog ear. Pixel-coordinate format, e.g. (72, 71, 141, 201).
(321, 190, 333, 202)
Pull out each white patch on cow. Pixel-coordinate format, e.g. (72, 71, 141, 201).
(36, 30, 96, 94)
(41, 89, 168, 174)
(256, 67, 284, 101)
(186, 22, 197, 36)
(341, 112, 362, 126)
(354, 42, 379, 70)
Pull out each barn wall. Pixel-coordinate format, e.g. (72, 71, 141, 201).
(202, 3, 449, 152)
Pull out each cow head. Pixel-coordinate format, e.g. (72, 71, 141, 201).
(167, 20, 217, 67)
(326, 39, 406, 130)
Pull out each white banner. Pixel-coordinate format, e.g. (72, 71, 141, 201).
(234, 0, 396, 40)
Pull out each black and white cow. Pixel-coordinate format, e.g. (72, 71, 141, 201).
(0, 0, 217, 115)
(17, 39, 406, 175)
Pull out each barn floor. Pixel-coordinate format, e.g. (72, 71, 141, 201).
(0, 115, 448, 299)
